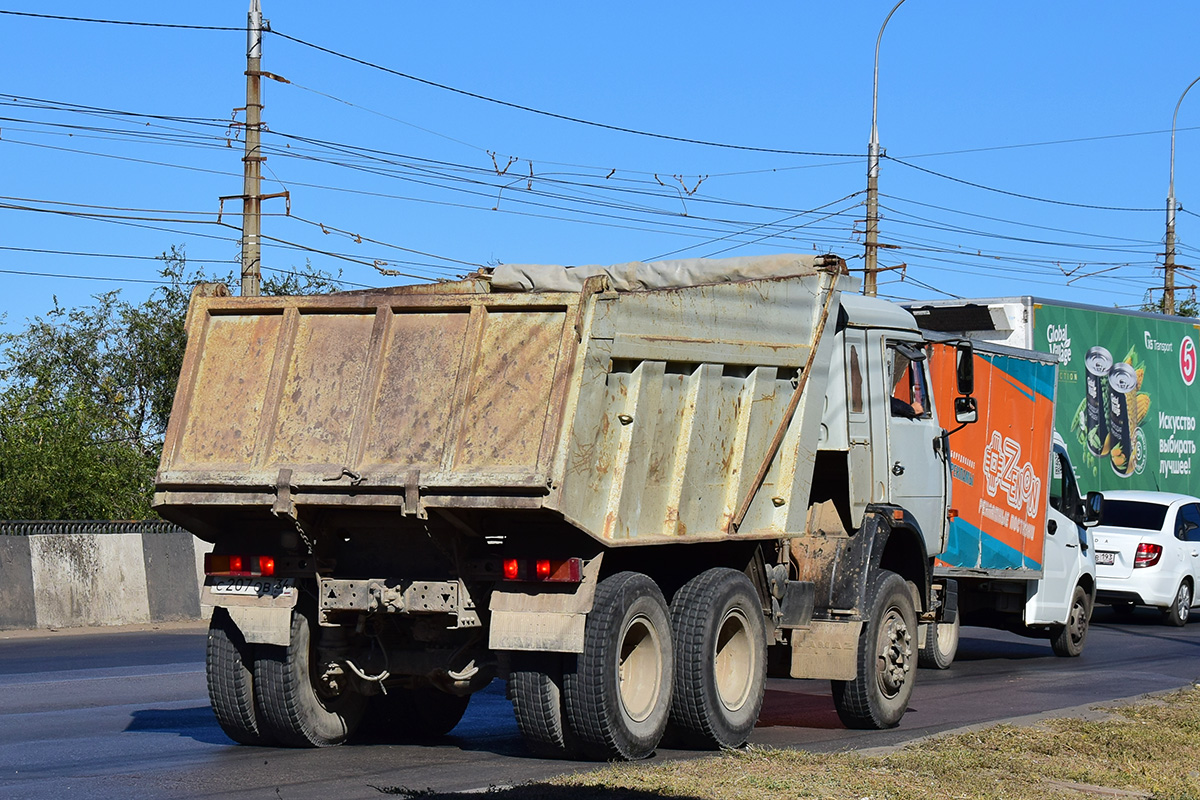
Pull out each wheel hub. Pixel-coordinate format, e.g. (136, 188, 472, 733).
(877, 610, 913, 698)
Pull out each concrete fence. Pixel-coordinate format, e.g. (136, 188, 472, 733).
(0, 521, 212, 631)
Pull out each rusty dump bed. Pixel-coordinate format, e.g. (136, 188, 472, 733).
(154, 254, 850, 546)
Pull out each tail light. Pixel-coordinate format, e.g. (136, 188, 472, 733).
(206, 553, 276, 577)
(1133, 542, 1162, 568)
(501, 557, 583, 583)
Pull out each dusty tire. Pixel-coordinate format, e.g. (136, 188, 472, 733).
(668, 568, 767, 749)
(1050, 585, 1091, 656)
(509, 653, 581, 758)
(918, 615, 960, 670)
(832, 570, 917, 730)
(1163, 581, 1192, 627)
(206, 607, 274, 745)
(563, 572, 674, 761)
(253, 609, 366, 747)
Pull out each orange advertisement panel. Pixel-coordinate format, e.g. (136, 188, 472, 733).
(928, 342, 1057, 574)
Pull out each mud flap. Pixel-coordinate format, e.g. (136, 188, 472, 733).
(223, 605, 293, 646)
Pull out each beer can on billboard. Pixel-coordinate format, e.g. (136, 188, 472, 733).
(1084, 345, 1112, 456)
(1108, 362, 1139, 477)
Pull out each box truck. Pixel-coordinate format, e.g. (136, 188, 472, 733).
(910, 298, 1200, 497)
(155, 254, 977, 760)
(918, 339, 1099, 668)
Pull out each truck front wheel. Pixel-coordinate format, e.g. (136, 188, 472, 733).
(667, 568, 766, 749)
(832, 570, 917, 729)
(1050, 584, 1091, 656)
(253, 609, 366, 747)
(563, 572, 674, 760)
(206, 607, 274, 745)
(918, 615, 960, 670)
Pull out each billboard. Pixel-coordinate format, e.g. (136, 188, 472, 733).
(1033, 304, 1200, 495)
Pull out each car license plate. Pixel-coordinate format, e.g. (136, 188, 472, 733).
(207, 576, 296, 599)
(1095, 551, 1116, 566)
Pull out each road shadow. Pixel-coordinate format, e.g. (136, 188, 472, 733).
(754, 688, 843, 729)
(948, 631, 1052, 662)
(125, 706, 231, 746)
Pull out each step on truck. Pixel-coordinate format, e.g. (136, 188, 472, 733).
(154, 253, 977, 759)
(918, 339, 1102, 668)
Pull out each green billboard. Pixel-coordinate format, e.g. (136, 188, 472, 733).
(1033, 303, 1200, 495)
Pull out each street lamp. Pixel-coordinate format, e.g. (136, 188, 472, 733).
(864, 0, 909, 297)
(1165, 76, 1200, 315)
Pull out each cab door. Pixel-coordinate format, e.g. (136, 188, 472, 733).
(1028, 445, 1087, 625)
(883, 338, 948, 552)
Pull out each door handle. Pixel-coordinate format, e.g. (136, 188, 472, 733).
(892, 462, 904, 476)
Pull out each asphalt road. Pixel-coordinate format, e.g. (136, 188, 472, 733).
(2, 608, 1198, 800)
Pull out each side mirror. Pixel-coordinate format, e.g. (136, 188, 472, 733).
(954, 395, 978, 425)
(955, 341, 975, 396)
(1083, 490, 1104, 527)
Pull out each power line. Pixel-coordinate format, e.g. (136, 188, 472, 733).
(268, 29, 862, 158)
(886, 156, 1161, 212)
(0, 10, 239, 31)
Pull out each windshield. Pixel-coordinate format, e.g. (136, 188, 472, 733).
(1097, 500, 1168, 531)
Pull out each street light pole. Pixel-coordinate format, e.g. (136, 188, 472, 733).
(1165, 76, 1200, 315)
(864, 0, 908, 297)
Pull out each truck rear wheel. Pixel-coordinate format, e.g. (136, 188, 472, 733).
(1050, 584, 1091, 656)
(509, 653, 581, 758)
(667, 568, 766, 749)
(253, 609, 365, 747)
(563, 572, 673, 761)
(206, 607, 274, 745)
(832, 570, 916, 729)
(918, 615, 959, 670)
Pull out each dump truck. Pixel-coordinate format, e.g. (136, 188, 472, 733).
(917, 339, 1100, 668)
(155, 254, 977, 760)
(910, 298, 1200, 496)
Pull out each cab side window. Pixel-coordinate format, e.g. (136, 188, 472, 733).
(1048, 449, 1079, 515)
(888, 343, 930, 420)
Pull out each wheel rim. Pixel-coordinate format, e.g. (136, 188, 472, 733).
(1178, 585, 1192, 622)
(617, 613, 662, 723)
(1067, 598, 1086, 645)
(714, 608, 754, 712)
(935, 619, 957, 655)
(875, 605, 913, 699)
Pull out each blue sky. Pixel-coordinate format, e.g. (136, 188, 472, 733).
(3, 2, 1200, 328)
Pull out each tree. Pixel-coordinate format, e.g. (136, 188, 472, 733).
(1141, 288, 1199, 318)
(0, 247, 343, 519)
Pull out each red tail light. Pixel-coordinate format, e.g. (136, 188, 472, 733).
(205, 553, 276, 577)
(501, 557, 583, 583)
(1134, 542, 1163, 568)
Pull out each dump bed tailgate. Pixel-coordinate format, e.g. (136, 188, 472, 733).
(156, 288, 583, 505)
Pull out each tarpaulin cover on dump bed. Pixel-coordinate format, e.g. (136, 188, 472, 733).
(491, 253, 839, 293)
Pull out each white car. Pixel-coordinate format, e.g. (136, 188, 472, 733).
(1093, 490, 1200, 626)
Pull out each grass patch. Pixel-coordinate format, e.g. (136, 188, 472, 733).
(386, 686, 1200, 799)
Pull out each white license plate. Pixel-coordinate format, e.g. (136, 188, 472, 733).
(208, 576, 296, 599)
(1095, 551, 1116, 566)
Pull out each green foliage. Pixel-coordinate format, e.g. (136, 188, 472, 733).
(0, 247, 342, 520)
(1141, 288, 1199, 317)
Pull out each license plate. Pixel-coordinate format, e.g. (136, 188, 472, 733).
(1095, 551, 1116, 566)
(207, 576, 296, 599)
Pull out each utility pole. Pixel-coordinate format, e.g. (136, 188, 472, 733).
(864, 0, 907, 297)
(1165, 76, 1200, 316)
(240, 0, 264, 297)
